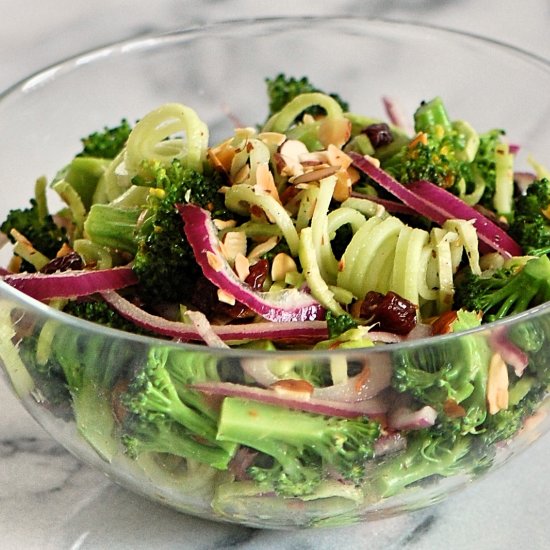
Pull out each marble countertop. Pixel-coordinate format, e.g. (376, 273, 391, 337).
(1, 1, 550, 548)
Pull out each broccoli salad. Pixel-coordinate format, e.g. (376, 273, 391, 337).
(1, 74, 550, 521)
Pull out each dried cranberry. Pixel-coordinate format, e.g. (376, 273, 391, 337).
(40, 252, 83, 274)
(362, 123, 394, 148)
(359, 290, 417, 335)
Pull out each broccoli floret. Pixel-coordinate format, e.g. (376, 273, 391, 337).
(83, 159, 230, 304)
(1, 179, 67, 271)
(265, 73, 349, 119)
(508, 178, 550, 254)
(77, 119, 132, 159)
(480, 376, 545, 446)
(216, 397, 380, 497)
(326, 311, 359, 338)
(454, 256, 550, 322)
(366, 429, 478, 499)
(61, 297, 152, 335)
(392, 310, 491, 434)
(119, 347, 235, 469)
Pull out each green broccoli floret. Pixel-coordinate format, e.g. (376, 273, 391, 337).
(1, 178, 67, 271)
(83, 159, 229, 304)
(326, 311, 359, 338)
(120, 347, 235, 469)
(366, 429, 477, 499)
(508, 178, 550, 254)
(77, 119, 132, 159)
(480, 376, 544, 446)
(454, 256, 550, 322)
(216, 397, 380, 497)
(392, 310, 491, 434)
(61, 297, 152, 335)
(265, 73, 349, 119)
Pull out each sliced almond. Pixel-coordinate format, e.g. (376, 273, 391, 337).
(222, 231, 247, 265)
(208, 140, 235, 174)
(213, 218, 238, 230)
(487, 353, 509, 415)
(254, 162, 281, 202)
(232, 163, 250, 185)
(327, 143, 353, 169)
(247, 235, 279, 263)
(277, 139, 309, 177)
(271, 252, 298, 282)
(206, 251, 224, 272)
(270, 379, 314, 400)
(217, 288, 236, 306)
(318, 117, 352, 149)
(299, 151, 330, 165)
(234, 252, 250, 281)
(258, 132, 286, 148)
(332, 169, 352, 202)
(291, 165, 338, 185)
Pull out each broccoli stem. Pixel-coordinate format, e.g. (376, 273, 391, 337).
(84, 203, 141, 254)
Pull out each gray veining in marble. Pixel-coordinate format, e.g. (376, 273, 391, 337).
(1, 1, 550, 548)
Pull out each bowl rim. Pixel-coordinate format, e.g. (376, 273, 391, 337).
(2, 15, 550, 358)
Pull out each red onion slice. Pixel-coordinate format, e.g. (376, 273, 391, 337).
(489, 326, 529, 377)
(387, 404, 438, 430)
(178, 203, 325, 322)
(350, 152, 523, 258)
(2, 266, 138, 301)
(312, 354, 393, 403)
(190, 381, 389, 418)
(101, 290, 329, 343)
(408, 179, 523, 258)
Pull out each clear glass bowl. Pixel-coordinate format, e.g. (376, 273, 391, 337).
(1, 17, 550, 529)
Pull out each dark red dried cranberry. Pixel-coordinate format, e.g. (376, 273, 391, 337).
(359, 290, 417, 335)
(362, 123, 394, 148)
(40, 252, 83, 274)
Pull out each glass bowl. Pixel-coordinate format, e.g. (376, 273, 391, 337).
(1, 17, 550, 529)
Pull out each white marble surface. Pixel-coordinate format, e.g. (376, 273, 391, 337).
(1, 1, 550, 548)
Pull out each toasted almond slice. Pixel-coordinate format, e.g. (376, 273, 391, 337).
(247, 235, 279, 263)
(291, 165, 339, 185)
(217, 288, 236, 306)
(213, 218, 238, 230)
(258, 132, 286, 148)
(270, 379, 314, 399)
(299, 151, 330, 165)
(254, 162, 281, 202)
(206, 251, 224, 272)
(327, 144, 353, 169)
(347, 165, 361, 185)
(332, 169, 352, 202)
(234, 252, 250, 281)
(318, 117, 352, 149)
(232, 163, 250, 185)
(222, 231, 247, 265)
(271, 252, 298, 282)
(56, 242, 74, 258)
(487, 353, 509, 415)
(208, 140, 235, 173)
(277, 139, 309, 177)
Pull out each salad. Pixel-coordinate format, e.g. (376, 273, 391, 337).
(1, 74, 550, 522)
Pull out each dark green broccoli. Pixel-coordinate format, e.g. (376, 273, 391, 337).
(453, 256, 550, 322)
(392, 310, 491, 435)
(326, 311, 359, 338)
(216, 397, 380, 497)
(83, 159, 230, 304)
(366, 429, 480, 499)
(77, 118, 132, 159)
(383, 98, 506, 211)
(508, 178, 550, 254)
(61, 297, 153, 335)
(120, 347, 235, 469)
(265, 73, 349, 120)
(1, 179, 67, 271)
